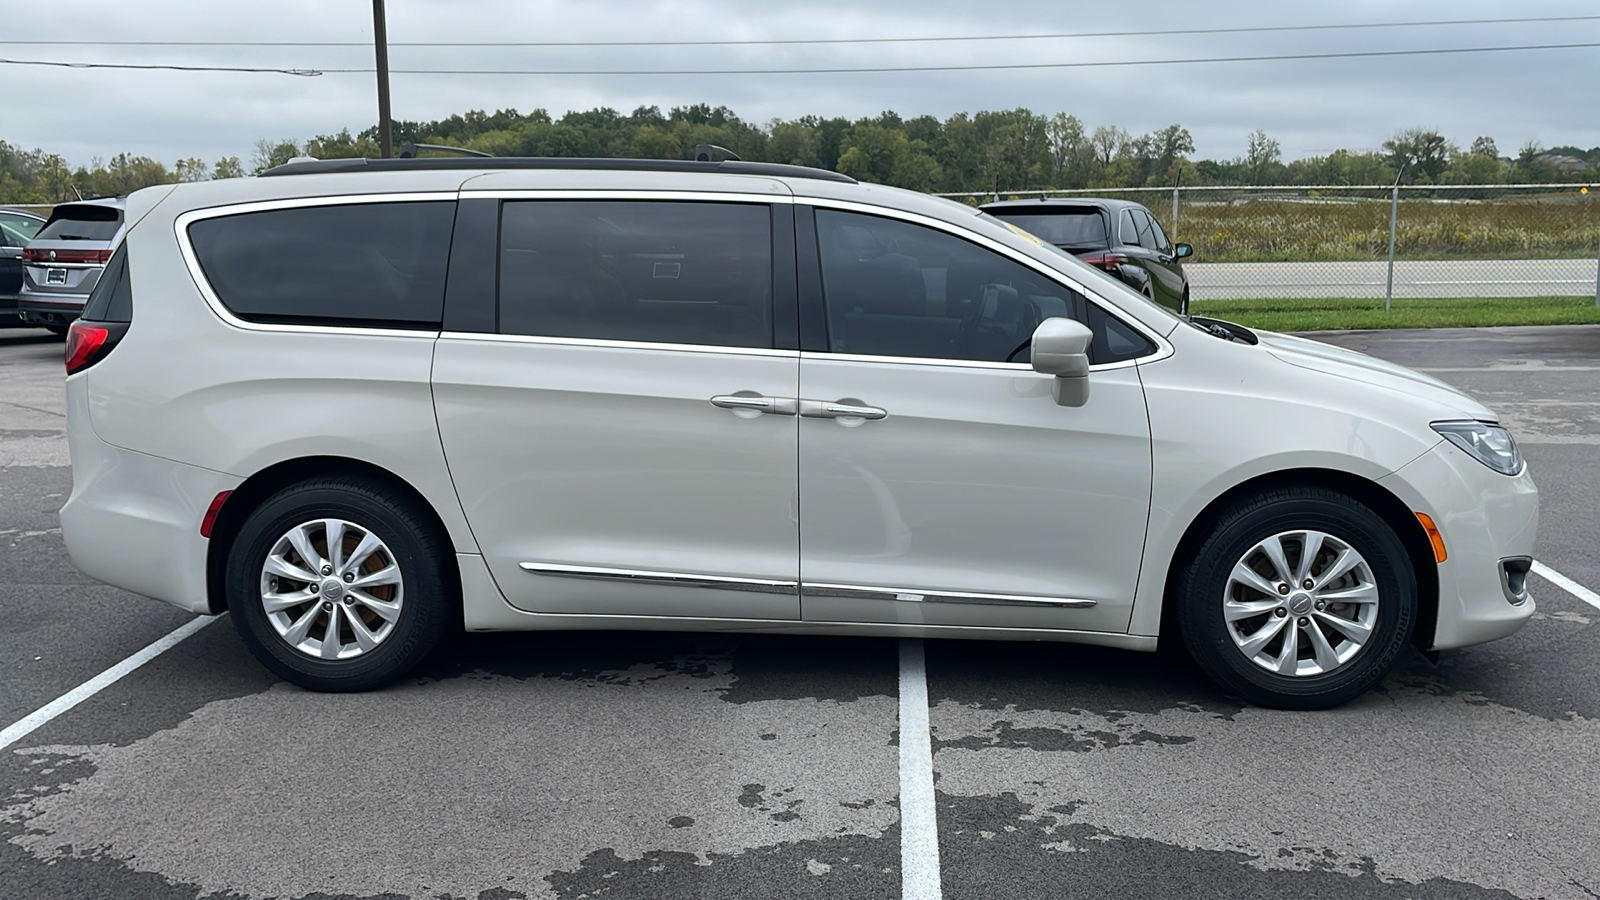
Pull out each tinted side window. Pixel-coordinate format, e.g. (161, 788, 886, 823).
(188, 201, 455, 328)
(1119, 210, 1142, 246)
(1146, 214, 1172, 253)
(499, 201, 772, 348)
(816, 210, 1155, 366)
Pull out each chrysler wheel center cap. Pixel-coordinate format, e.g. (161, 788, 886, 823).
(321, 579, 345, 601)
(1288, 593, 1314, 615)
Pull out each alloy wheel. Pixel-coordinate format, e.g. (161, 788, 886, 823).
(1223, 530, 1380, 677)
(258, 518, 404, 660)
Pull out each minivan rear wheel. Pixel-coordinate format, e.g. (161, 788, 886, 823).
(225, 476, 451, 691)
(1176, 487, 1416, 710)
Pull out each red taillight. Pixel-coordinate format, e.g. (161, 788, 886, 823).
(201, 491, 233, 538)
(1080, 253, 1128, 271)
(64, 323, 108, 373)
(64, 320, 127, 374)
(25, 247, 111, 264)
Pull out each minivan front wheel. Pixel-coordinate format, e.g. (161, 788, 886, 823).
(1177, 488, 1416, 709)
(226, 477, 451, 691)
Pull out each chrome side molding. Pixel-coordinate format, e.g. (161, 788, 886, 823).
(520, 562, 798, 595)
(521, 565, 1097, 609)
(804, 583, 1096, 608)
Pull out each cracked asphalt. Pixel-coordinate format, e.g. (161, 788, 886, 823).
(3, 324, 1598, 899)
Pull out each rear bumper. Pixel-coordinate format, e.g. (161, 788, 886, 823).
(1380, 442, 1539, 650)
(61, 374, 241, 614)
(19, 296, 86, 325)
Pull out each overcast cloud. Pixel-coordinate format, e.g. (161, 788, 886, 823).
(3, 0, 1598, 168)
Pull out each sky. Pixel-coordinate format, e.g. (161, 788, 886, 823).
(2, 0, 1598, 170)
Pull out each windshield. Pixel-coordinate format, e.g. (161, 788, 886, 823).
(36, 205, 123, 242)
(988, 209, 1108, 247)
(979, 212, 1185, 324)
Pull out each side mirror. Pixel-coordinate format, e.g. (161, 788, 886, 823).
(1174, 242, 1194, 259)
(1030, 317, 1093, 407)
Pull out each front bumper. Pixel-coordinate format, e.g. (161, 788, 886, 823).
(61, 374, 241, 614)
(1380, 441, 1539, 650)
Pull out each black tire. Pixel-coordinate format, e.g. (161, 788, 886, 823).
(1176, 487, 1416, 710)
(1179, 285, 1190, 317)
(226, 476, 453, 691)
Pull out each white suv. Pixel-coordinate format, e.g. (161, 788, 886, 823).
(59, 157, 1537, 708)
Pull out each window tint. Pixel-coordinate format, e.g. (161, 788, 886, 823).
(986, 209, 1107, 248)
(1146, 214, 1172, 253)
(499, 200, 772, 348)
(37, 205, 122, 242)
(815, 210, 1154, 366)
(189, 201, 455, 327)
(80, 244, 131, 322)
(1134, 210, 1161, 252)
(1119, 210, 1142, 247)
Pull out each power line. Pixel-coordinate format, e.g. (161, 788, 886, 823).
(1, 15, 1596, 48)
(3, 40, 1596, 77)
(0, 58, 321, 75)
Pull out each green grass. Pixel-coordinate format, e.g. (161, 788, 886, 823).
(1191, 295, 1600, 332)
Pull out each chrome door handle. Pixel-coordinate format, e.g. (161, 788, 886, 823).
(710, 394, 798, 416)
(799, 399, 888, 420)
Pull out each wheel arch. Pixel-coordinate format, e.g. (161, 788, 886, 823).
(1159, 467, 1439, 652)
(204, 455, 460, 616)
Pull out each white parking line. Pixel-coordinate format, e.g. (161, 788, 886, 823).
(0, 616, 215, 752)
(1533, 561, 1600, 612)
(898, 637, 943, 900)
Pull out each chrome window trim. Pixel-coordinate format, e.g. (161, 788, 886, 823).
(521, 562, 798, 595)
(465, 189, 794, 204)
(798, 197, 1173, 368)
(804, 582, 1097, 609)
(174, 192, 458, 338)
(440, 331, 799, 358)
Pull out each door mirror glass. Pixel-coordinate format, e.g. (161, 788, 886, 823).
(1174, 242, 1194, 259)
(1030, 317, 1094, 407)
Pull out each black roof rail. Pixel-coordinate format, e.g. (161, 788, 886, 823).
(396, 142, 492, 159)
(258, 156, 856, 184)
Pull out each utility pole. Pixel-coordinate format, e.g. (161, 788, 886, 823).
(1384, 163, 1406, 312)
(373, 0, 393, 159)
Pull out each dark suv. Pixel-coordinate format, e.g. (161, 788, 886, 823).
(19, 198, 126, 331)
(1, 207, 47, 329)
(982, 199, 1193, 314)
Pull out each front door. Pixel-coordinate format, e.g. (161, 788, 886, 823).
(797, 207, 1155, 633)
(433, 198, 800, 619)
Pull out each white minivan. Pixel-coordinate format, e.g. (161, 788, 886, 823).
(59, 157, 1537, 708)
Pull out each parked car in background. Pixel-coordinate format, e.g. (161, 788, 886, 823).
(0, 207, 47, 329)
(981, 198, 1193, 314)
(18, 197, 125, 332)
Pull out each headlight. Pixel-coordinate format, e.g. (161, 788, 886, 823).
(1431, 420, 1523, 475)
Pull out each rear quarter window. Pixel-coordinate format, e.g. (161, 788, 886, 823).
(187, 201, 455, 328)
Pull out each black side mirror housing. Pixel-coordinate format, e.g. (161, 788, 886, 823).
(1174, 242, 1194, 259)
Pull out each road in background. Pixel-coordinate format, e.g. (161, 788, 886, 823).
(1189, 258, 1599, 300)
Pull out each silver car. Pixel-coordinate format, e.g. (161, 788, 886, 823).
(19, 197, 125, 330)
(58, 157, 1538, 709)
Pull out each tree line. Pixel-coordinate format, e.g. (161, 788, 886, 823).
(3, 104, 1596, 204)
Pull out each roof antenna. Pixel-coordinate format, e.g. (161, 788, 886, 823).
(694, 144, 740, 162)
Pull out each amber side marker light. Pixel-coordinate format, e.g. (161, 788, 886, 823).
(1415, 513, 1448, 563)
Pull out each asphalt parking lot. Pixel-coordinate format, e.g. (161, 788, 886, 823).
(3, 323, 1598, 900)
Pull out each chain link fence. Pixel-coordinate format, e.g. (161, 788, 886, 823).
(943, 184, 1600, 305)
